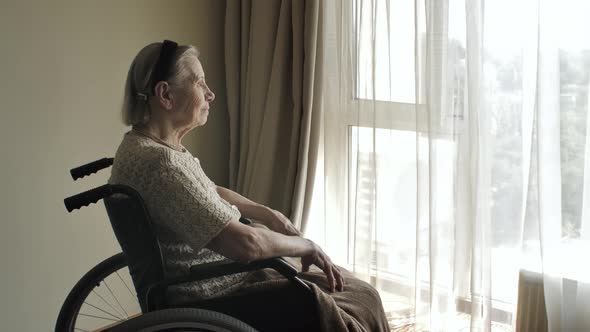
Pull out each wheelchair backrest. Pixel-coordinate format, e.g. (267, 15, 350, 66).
(64, 157, 169, 313)
(104, 189, 166, 313)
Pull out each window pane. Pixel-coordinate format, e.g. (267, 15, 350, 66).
(560, 49, 589, 240)
(355, 0, 415, 103)
(348, 127, 454, 278)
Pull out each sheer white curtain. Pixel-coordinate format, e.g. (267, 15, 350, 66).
(308, 0, 590, 331)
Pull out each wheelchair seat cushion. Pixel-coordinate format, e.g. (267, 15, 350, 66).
(109, 130, 249, 302)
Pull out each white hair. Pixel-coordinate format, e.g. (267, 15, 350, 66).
(121, 42, 200, 127)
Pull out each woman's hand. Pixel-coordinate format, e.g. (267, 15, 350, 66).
(301, 240, 345, 292)
(265, 208, 301, 236)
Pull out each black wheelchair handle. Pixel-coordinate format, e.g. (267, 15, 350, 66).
(64, 184, 113, 212)
(70, 157, 114, 180)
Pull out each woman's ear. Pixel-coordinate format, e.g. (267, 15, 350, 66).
(154, 81, 174, 110)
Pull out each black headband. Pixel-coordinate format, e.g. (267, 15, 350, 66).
(150, 39, 178, 95)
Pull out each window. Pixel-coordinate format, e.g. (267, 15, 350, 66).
(311, 0, 590, 328)
(346, 0, 590, 305)
(348, 0, 466, 319)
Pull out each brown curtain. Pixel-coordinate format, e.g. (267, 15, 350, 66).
(224, 0, 322, 232)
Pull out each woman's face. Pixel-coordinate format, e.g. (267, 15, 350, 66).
(176, 58, 215, 129)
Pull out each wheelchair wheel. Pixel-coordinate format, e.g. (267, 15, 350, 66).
(56, 253, 258, 332)
(108, 308, 258, 332)
(56, 252, 142, 332)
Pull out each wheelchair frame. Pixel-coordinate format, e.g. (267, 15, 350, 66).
(57, 157, 312, 332)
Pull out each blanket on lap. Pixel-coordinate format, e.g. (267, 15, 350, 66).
(225, 258, 390, 332)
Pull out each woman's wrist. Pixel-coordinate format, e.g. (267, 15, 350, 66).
(303, 238, 317, 256)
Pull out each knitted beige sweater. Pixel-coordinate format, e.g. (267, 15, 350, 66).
(109, 131, 248, 304)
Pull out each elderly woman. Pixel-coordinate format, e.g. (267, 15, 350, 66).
(109, 40, 389, 332)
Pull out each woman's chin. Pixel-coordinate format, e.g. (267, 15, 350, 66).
(196, 117, 208, 127)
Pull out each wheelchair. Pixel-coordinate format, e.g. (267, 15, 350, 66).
(56, 158, 316, 332)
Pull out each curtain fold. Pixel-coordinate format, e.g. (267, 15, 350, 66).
(224, 0, 321, 231)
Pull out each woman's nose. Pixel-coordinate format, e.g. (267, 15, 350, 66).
(206, 87, 215, 102)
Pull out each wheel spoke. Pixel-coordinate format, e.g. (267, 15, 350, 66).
(78, 312, 120, 322)
(63, 253, 143, 332)
(116, 270, 136, 298)
(83, 301, 123, 320)
(104, 279, 130, 318)
(91, 289, 126, 319)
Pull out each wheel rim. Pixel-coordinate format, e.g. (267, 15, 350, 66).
(108, 308, 258, 332)
(130, 322, 235, 332)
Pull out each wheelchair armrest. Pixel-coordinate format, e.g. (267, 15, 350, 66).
(145, 257, 311, 311)
(189, 257, 311, 293)
(188, 257, 299, 280)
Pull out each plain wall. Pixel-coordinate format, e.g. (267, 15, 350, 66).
(0, 1, 228, 330)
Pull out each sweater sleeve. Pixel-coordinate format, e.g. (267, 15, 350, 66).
(139, 151, 241, 252)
